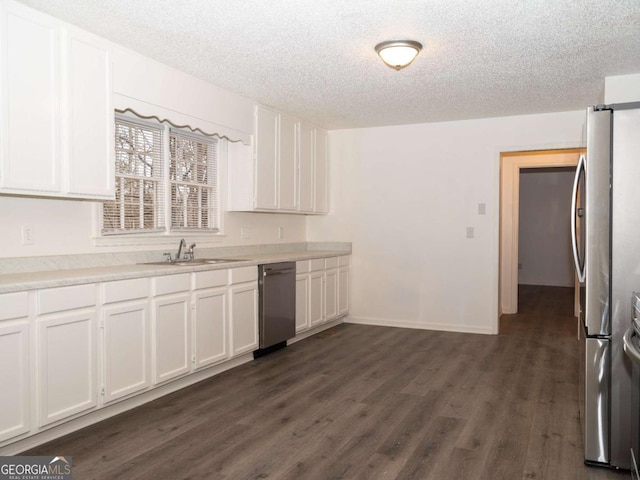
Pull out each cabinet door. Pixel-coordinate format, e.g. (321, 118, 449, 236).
(309, 271, 324, 327)
(0, 321, 30, 442)
(103, 302, 150, 403)
(254, 106, 278, 210)
(338, 266, 350, 316)
(279, 113, 297, 211)
(314, 129, 329, 213)
(38, 312, 97, 427)
(298, 122, 315, 213)
(1, 2, 60, 193)
(193, 288, 227, 369)
(295, 274, 310, 333)
(62, 26, 113, 198)
(153, 294, 191, 385)
(325, 268, 338, 322)
(229, 283, 258, 356)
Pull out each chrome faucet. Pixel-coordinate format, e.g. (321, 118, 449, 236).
(176, 238, 186, 261)
(187, 243, 196, 261)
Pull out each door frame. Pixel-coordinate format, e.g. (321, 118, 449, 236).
(499, 148, 584, 315)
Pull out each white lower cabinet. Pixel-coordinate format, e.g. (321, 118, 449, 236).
(152, 272, 192, 385)
(38, 312, 97, 427)
(36, 284, 97, 428)
(295, 260, 310, 333)
(0, 292, 30, 443)
(102, 302, 150, 403)
(0, 257, 349, 449)
(324, 266, 338, 322)
(309, 271, 324, 327)
(193, 269, 230, 369)
(295, 255, 350, 335)
(229, 266, 258, 356)
(101, 278, 150, 404)
(338, 256, 351, 316)
(193, 288, 228, 369)
(152, 293, 191, 385)
(229, 283, 258, 356)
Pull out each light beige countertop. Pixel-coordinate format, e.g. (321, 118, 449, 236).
(0, 248, 351, 293)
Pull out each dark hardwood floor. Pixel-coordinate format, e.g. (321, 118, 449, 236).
(26, 285, 628, 479)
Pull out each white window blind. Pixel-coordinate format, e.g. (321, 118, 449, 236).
(101, 114, 221, 236)
(102, 118, 164, 234)
(169, 131, 218, 232)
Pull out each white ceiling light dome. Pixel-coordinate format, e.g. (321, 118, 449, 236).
(375, 40, 423, 71)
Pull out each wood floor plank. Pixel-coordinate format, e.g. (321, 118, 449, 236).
(394, 415, 467, 480)
(24, 285, 626, 479)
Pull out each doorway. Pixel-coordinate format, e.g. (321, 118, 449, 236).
(499, 149, 584, 319)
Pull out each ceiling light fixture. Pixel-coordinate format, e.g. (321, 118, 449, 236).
(375, 40, 422, 71)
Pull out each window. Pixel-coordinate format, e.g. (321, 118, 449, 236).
(102, 115, 220, 235)
(103, 118, 164, 233)
(169, 131, 218, 230)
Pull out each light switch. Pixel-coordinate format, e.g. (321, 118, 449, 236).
(466, 227, 474, 239)
(478, 203, 486, 215)
(22, 225, 35, 245)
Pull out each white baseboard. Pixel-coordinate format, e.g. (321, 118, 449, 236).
(345, 315, 495, 335)
(289, 316, 345, 344)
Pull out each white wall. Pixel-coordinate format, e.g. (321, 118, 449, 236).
(308, 110, 585, 334)
(605, 74, 640, 104)
(518, 169, 575, 287)
(0, 195, 306, 257)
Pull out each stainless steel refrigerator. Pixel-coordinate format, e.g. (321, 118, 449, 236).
(572, 102, 640, 470)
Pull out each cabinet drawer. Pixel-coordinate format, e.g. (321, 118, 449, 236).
(309, 259, 325, 272)
(229, 266, 257, 285)
(103, 278, 149, 304)
(0, 292, 29, 321)
(38, 284, 95, 314)
(194, 269, 228, 290)
(153, 274, 191, 296)
(325, 257, 339, 269)
(339, 255, 351, 267)
(296, 260, 309, 274)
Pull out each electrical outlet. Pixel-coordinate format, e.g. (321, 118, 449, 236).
(278, 226, 284, 239)
(241, 228, 251, 239)
(466, 227, 474, 239)
(22, 225, 35, 245)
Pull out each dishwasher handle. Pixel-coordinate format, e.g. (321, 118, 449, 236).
(263, 268, 295, 277)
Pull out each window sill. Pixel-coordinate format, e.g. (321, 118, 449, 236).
(93, 232, 227, 248)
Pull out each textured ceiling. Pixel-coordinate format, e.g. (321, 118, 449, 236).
(16, 0, 640, 129)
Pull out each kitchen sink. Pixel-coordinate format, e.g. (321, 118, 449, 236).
(141, 258, 247, 266)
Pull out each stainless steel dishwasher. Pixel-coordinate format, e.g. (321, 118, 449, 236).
(256, 262, 296, 356)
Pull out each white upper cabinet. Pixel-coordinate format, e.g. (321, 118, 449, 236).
(254, 106, 279, 210)
(253, 106, 298, 212)
(298, 122, 315, 213)
(315, 129, 329, 214)
(0, 0, 113, 200)
(62, 26, 113, 198)
(278, 113, 298, 211)
(228, 105, 328, 214)
(1, 2, 60, 194)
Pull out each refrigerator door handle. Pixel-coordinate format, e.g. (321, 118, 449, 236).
(571, 154, 586, 283)
(624, 328, 640, 366)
